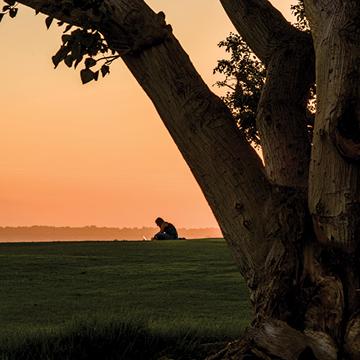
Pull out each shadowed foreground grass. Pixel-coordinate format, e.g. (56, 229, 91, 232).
(1, 316, 233, 360)
(0, 239, 251, 359)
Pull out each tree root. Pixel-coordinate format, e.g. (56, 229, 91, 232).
(206, 319, 337, 360)
(345, 313, 360, 358)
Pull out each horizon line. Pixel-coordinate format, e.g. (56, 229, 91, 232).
(0, 225, 221, 230)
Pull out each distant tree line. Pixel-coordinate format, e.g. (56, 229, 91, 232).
(0, 226, 222, 242)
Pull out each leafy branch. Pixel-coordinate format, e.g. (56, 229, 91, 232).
(0, 0, 120, 84)
(214, 1, 314, 147)
(51, 26, 120, 84)
(40, 1, 120, 85)
(0, 0, 18, 22)
(290, 0, 309, 32)
(214, 33, 265, 146)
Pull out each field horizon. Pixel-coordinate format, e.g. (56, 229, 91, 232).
(0, 225, 222, 243)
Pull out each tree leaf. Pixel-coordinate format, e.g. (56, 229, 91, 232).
(4, 0, 15, 6)
(45, 16, 53, 29)
(71, 42, 82, 61)
(64, 55, 73, 68)
(85, 57, 97, 68)
(52, 46, 70, 68)
(9, 7, 17, 18)
(101, 64, 110, 77)
(74, 56, 83, 69)
(0, 13, 5, 23)
(80, 69, 95, 84)
(64, 24, 72, 33)
(61, 34, 71, 44)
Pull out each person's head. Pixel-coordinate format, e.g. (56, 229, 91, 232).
(155, 217, 164, 227)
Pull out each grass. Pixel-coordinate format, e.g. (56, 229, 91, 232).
(0, 239, 251, 359)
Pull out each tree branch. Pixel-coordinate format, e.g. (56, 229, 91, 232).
(220, 0, 315, 188)
(220, 0, 300, 65)
(256, 33, 314, 187)
(304, 1, 342, 41)
(305, 1, 360, 256)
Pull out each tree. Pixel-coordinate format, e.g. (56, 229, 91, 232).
(1, 0, 359, 358)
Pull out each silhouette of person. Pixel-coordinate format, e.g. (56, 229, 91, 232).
(152, 217, 178, 240)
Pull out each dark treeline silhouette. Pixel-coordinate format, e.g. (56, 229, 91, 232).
(0, 226, 222, 242)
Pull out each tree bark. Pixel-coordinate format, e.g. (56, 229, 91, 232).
(304, 1, 360, 357)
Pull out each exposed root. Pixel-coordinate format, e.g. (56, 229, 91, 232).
(304, 330, 337, 360)
(206, 319, 337, 360)
(251, 319, 313, 359)
(304, 273, 344, 340)
(345, 313, 360, 358)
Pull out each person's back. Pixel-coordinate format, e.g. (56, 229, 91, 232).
(152, 217, 178, 240)
(162, 222, 178, 239)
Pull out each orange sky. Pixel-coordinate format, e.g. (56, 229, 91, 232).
(0, 1, 293, 228)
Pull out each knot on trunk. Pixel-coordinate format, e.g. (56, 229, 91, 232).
(334, 97, 360, 161)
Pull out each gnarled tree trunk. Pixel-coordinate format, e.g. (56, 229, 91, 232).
(8, 0, 360, 358)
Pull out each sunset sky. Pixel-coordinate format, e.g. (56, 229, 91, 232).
(0, 1, 293, 228)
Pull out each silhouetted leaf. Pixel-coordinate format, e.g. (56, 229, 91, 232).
(71, 42, 82, 60)
(81, 34, 94, 48)
(64, 24, 72, 33)
(45, 16, 53, 29)
(291, 1, 309, 31)
(64, 55, 73, 68)
(80, 69, 95, 84)
(85, 58, 97, 68)
(214, 33, 265, 146)
(74, 56, 83, 69)
(101, 65, 110, 77)
(93, 70, 99, 81)
(0, 13, 5, 23)
(2, 5, 10, 11)
(9, 7, 17, 18)
(52, 46, 70, 68)
(4, 0, 15, 6)
(61, 34, 71, 44)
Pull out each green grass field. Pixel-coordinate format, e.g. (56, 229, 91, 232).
(0, 239, 251, 359)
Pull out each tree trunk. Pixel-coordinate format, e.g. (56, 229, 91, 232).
(8, 0, 360, 358)
(305, 1, 360, 358)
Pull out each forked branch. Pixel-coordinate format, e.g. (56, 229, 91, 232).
(220, 0, 315, 187)
(220, 0, 301, 65)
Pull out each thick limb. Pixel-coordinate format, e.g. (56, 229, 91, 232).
(220, 0, 314, 187)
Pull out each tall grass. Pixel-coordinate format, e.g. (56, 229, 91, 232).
(0, 314, 235, 360)
(0, 240, 250, 359)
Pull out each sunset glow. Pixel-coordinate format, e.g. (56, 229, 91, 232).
(0, 1, 292, 228)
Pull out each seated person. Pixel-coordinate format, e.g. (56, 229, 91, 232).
(152, 217, 178, 240)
